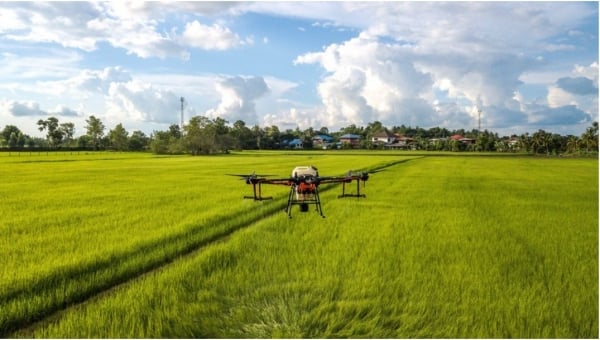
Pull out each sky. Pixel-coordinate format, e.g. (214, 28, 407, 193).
(0, 1, 598, 138)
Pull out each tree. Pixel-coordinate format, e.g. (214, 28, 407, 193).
(231, 120, 253, 150)
(59, 122, 75, 147)
(78, 135, 92, 149)
(365, 121, 384, 137)
(517, 133, 531, 153)
(8, 132, 19, 148)
(168, 124, 182, 139)
(531, 129, 553, 154)
(37, 117, 64, 148)
(108, 123, 129, 151)
(185, 116, 211, 154)
(85, 115, 105, 150)
(566, 135, 579, 153)
(252, 125, 263, 149)
(318, 126, 329, 135)
(263, 125, 281, 149)
(150, 131, 171, 154)
(1, 125, 22, 143)
(1, 125, 26, 149)
(581, 121, 598, 152)
(129, 130, 149, 151)
(340, 124, 363, 136)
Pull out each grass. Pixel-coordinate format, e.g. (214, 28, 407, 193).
(1, 151, 597, 338)
(0, 151, 403, 335)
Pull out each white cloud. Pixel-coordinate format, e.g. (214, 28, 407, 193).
(181, 20, 248, 50)
(205, 76, 269, 125)
(0, 2, 596, 136)
(0, 100, 80, 117)
(296, 33, 442, 129)
(1, 100, 45, 117)
(573, 62, 599, 87)
(0, 49, 82, 81)
(106, 80, 181, 125)
(293, 2, 596, 132)
(0, 2, 245, 59)
(262, 107, 322, 131)
(51, 105, 80, 117)
(38, 66, 133, 96)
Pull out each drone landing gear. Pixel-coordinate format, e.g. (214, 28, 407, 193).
(244, 182, 272, 201)
(285, 185, 325, 218)
(338, 179, 366, 198)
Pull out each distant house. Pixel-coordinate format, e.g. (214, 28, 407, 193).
(371, 131, 396, 144)
(386, 135, 415, 150)
(339, 134, 361, 148)
(312, 134, 334, 148)
(450, 134, 475, 145)
(287, 138, 304, 149)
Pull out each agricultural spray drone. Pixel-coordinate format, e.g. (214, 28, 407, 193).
(228, 165, 380, 218)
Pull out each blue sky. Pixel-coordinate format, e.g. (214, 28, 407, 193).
(0, 1, 597, 138)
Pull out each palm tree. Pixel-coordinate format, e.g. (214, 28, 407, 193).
(566, 136, 580, 153)
(531, 130, 553, 154)
(581, 122, 599, 152)
(518, 133, 531, 153)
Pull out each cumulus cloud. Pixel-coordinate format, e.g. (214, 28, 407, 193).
(106, 80, 181, 124)
(573, 62, 599, 86)
(547, 62, 598, 120)
(51, 105, 80, 117)
(0, 2, 247, 59)
(40, 66, 133, 95)
(531, 105, 591, 125)
(1, 100, 46, 116)
(296, 33, 439, 129)
(262, 107, 322, 131)
(556, 77, 598, 96)
(0, 100, 80, 117)
(295, 24, 544, 130)
(0, 2, 596, 135)
(181, 20, 250, 50)
(206, 76, 269, 124)
(293, 2, 596, 132)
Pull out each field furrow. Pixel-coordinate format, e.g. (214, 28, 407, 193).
(1, 152, 408, 336)
(1, 152, 597, 338)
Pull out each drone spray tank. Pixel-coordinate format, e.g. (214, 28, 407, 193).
(291, 165, 319, 212)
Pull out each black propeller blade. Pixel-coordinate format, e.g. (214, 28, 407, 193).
(226, 172, 276, 178)
(227, 172, 276, 184)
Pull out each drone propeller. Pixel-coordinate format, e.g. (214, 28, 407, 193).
(226, 172, 277, 185)
(344, 168, 385, 187)
(226, 172, 275, 178)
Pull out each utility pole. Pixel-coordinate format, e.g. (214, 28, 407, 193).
(478, 108, 482, 136)
(180, 97, 185, 131)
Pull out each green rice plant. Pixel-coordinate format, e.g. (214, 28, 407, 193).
(11, 155, 597, 338)
(0, 151, 404, 335)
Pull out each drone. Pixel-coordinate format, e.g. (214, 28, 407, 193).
(228, 165, 380, 218)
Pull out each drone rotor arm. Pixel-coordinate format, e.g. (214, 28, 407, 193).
(317, 176, 352, 184)
(261, 178, 295, 186)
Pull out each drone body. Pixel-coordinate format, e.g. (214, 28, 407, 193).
(229, 165, 378, 218)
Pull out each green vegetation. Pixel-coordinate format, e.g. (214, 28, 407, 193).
(1, 118, 598, 155)
(1, 151, 597, 338)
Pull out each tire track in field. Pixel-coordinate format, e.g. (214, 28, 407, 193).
(1, 203, 289, 337)
(3, 157, 418, 337)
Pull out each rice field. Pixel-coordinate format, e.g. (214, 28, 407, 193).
(0, 151, 597, 338)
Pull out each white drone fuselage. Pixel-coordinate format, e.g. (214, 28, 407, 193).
(291, 165, 318, 178)
(291, 165, 318, 201)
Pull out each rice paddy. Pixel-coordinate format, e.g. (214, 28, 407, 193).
(0, 151, 597, 338)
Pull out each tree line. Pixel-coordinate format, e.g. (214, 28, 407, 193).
(1, 115, 598, 156)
